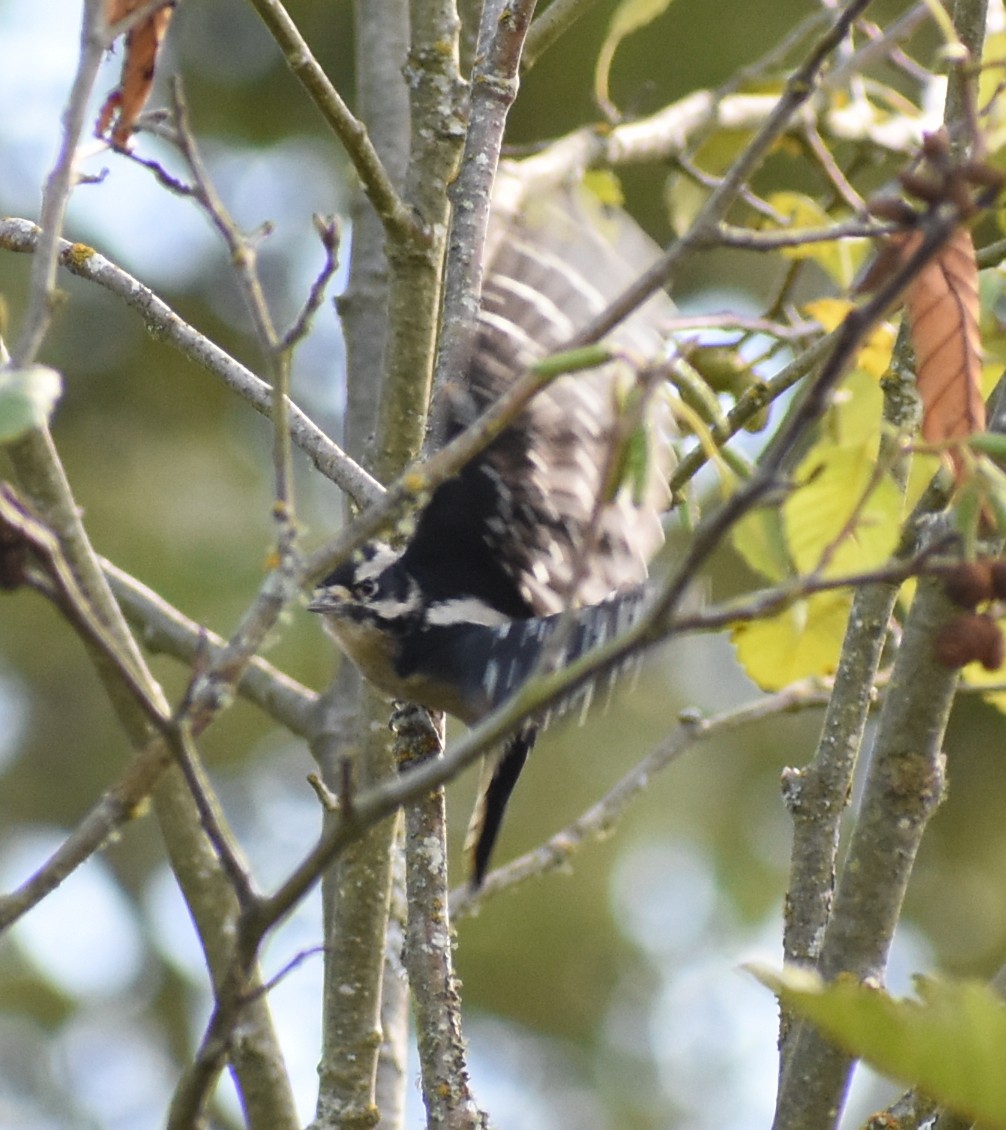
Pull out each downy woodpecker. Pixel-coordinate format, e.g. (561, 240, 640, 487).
(309, 180, 674, 883)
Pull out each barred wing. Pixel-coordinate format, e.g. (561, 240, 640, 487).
(407, 583, 652, 884)
(401, 182, 675, 618)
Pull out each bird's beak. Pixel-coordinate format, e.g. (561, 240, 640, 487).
(306, 584, 351, 614)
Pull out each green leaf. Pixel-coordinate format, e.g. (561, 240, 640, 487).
(974, 457, 1006, 537)
(785, 441, 902, 578)
(751, 966, 1006, 1129)
(595, 0, 674, 115)
(616, 423, 651, 506)
(731, 508, 791, 583)
(0, 366, 63, 443)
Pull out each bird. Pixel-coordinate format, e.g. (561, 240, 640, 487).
(309, 177, 675, 885)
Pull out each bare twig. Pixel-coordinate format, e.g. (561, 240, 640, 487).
(164, 79, 299, 549)
(802, 121, 867, 211)
(10, 0, 107, 367)
(312, 2, 410, 1124)
(370, 0, 465, 479)
(105, 558, 317, 737)
(0, 217, 382, 508)
(451, 680, 835, 916)
(166, 715, 257, 908)
(713, 217, 894, 251)
(245, 0, 417, 242)
(521, 0, 606, 71)
(282, 214, 343, 351)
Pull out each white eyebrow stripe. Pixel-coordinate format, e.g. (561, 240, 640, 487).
(424, 598, 513, 628)
(354, 543, 400, 581)
(369, 594, 420, 620)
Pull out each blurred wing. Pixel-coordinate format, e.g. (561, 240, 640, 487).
(403, 180, 675, 616)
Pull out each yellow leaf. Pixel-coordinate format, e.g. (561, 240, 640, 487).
(804, 298, 896, 379)
(980, 33, 1006, 160)
(665, 172, 708, 238)
(766, 193, 868, 288)
(906, 449, 943, 511)
(805, 296, 851, 332)
(856, 322, 897, 380)
(691, 128, 755, 177)
(732, 591, 851, 690)
(785, 442, 903, 577)
(582, 169, 625, 208)
(823, 369, 884, 449)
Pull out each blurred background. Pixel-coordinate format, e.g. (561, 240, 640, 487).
(2, 1, 1006, 1127)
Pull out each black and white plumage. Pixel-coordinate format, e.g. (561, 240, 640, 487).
(310, 180, 675, 883)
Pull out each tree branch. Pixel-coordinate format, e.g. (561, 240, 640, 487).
(395, 706, 488, 1129)
(245, 0, 417, 243)
(778, 325, 918, 1070)
(311, 1, 411, 1125)
(430, 0, 538, 425)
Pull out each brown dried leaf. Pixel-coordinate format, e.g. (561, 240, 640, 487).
(865, 226, 984, 476)
(105, 0, 139, 22)
(97, 1, 175, 150)
(905, 225, 984, 469)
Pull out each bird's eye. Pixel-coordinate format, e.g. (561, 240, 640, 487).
(354, 577, 379, 600)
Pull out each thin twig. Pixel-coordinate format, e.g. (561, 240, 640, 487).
(11, 0, 108, 367)
(451, 680, 835, 916)
(0, 218, 382, 508)
(0, 487, 169, 731)
(165, 80, 299, 548)
(105, 558, 317, 737)
(106, 0, 176, 42)
(281, 215, 343, 351)
(712, 218, 895, 251)
(521, 0, 606, 71)
(246, 0, 416, 242)
(430, 0, 538, 424)
(167, 715, 258, 908)
(395, 706, 487, 1129)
